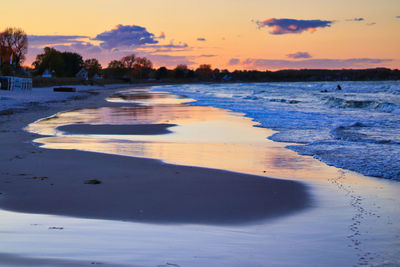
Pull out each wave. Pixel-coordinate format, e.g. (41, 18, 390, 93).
(330, 122, 399, 145)
(268, 98, 301, 104)
(324, 97, 398, 113)
(289, 142, 400, 180)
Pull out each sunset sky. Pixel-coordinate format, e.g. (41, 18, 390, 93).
(1, 0, 399, 70)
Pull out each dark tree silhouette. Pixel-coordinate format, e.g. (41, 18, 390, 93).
(33, 47, 83, 77)
(61, 52, 83, 77)
(108, 60, 124, 69)
(121, 54, 136, 69)
(155, 67, 169, 80)
(106, 60, 127, 79)
(196, 64, 213, 80)
(104, 55, 154, 80)
(0, 27, 28, 75)
(0, 27, 28, 67)
(173, 64, 188, 79)
(132, 57, 153, 79)
(33, 47, 64, 76)
(84, 58, 102, 78)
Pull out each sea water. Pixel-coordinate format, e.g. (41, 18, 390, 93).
(154, 81, 400, 180)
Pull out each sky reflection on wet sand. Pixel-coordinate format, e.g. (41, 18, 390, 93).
(28, 90, 344, 182)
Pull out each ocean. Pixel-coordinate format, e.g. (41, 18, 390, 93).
(154, 81, 400, 180)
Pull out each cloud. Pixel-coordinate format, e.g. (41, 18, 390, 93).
(242, 58, 392, 69)
(69, 42, 102, 53)
(149, 42, 188, 49)
(197, 54, 216, 58)
(396, 16, 400, 19)
(228, 58, 240, 65)
(256, 18, 333, 34)
(159, 32, 166, 39)
(147, 54, 196, 67)
(346, 18, 364, 22)
(26, 25, 192, 67)
(150, 48, 189, 53)
(286, 52, 312, 59)
(93, 24, 158, 49)
(28, 35, 102, 56)
(197, 38, 206, 41)
(47, 43, 102, 57)
(28, 35, 88, 46)
(138, 42, 190, 53)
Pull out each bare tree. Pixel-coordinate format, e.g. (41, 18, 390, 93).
(132, 57, 153, 79)
(175, 64, 188, 71)
(0, 27, 28, 67)
(106, 60, 126, 79)
(108, 60, 124, 69)
(196, 64, 213, 80)
(134, 57, 153, 70)
(121, 54, 136, 69)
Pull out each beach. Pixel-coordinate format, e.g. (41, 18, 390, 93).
(0, 84, 399, 266)
(0, 86, 309, 224)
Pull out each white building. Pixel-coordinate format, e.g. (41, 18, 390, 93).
(41, 69, 52, 78)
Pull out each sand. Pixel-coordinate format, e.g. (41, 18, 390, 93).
(0, 86, 310, 225)
(0, 253, 130, 267)
(2, 85, 400, 266)
(57, 123, 177, 135)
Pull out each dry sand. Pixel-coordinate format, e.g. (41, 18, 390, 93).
(0, 86, 311, 225)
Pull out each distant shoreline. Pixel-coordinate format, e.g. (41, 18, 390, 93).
(22, 67, 400, 88)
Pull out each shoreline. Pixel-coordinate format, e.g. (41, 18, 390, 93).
(0, 84, 311, 225)
(0, 84, 399, 266)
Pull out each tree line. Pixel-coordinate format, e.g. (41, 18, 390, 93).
(32, 47, 102, 78)
(1, 27, 399, 82)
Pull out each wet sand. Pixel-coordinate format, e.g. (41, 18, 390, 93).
(58, 123, 177, 135)
(0, 87, 310, 225)
(0, 253, 130, 267)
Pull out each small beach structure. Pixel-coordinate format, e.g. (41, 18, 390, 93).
(0, 76, 32, 90)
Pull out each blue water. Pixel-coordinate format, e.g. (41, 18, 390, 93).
(153, 81, 400, 180)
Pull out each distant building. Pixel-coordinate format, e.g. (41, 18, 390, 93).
(76, 68, 88, 80)
(41, 69, 52, 78)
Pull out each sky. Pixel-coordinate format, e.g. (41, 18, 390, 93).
(1, 0, 399, 70)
